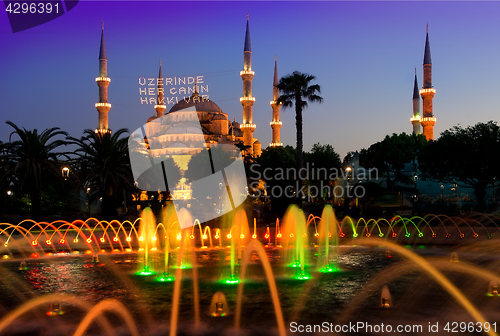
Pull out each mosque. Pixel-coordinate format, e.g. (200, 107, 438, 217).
(95, 18, 435, 154)
(94, 17, 436, 203)
(94, 17, 284, 201)
(94, 17, 284, 160)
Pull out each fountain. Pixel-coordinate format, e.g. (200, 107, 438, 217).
(281, 205, 310, 279)
(224, 208, 250, 284)
(137, 207, 156, 275)
(47, 302, 63, 316)
(0, 205, 500, 336)
(488, 280, 499, 296)
(18, 260, 27, 270)
(209, 292, 229, 317)
(380, 285, 392, 308)
(317, 204, 340, 273)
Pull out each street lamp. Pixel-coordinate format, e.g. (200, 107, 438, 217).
(451, 182, 458, 199)
(440, 184, 444, 197)
(61, 166, 70, 216)
(346, 167, 352, 183)
(493, 177, 497, 203)
(61, 166, 70, 180)
(345, 167, 352, 210)
(86, 187, 91, 217)
(413, 174, 418, 215)
(413, 175, 418, 193)
(451, 181, 459, 214)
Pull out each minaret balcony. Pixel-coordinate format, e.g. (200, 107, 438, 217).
(154, 104, 166, 109)
(95, 128, 112, 134)
(95, 103, 112, 108)
(95, 77, 111, 82)
(419, 88, 436, 94)
(269, 143, 283, 147)
(410, 117, 421, 122)
(240, 97, 255, 102)
(270, 100, 282, 105)
(270, 121, 282, 126)
(421, 117, 436, 122)
(240, 123, 256, 129)
(240, 70, 255, 76)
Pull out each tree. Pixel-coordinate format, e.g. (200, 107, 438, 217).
(277, 71, 323, 196)
(184, 146, 236, 208)
(304, 143, 342, 201)
(306, 143, 341, 170)
(1, 121, 68, 219)
(362, 133, 427, 190)
(68, 129, 134, 218)
(254, 145, 296, 213)
(184, 146, 235, 183)
(419, 121, 500, 212)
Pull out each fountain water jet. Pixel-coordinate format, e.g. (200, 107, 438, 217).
(209, 292, 229, 317)
(169, 208, 200, 336)
(281, 205, 309, 279)
(380, 285, 391, 308)
(335, 239, 497, 336)
(18, 260, 27, 270)
(138, 208, 156, 275)
(318, 204, 340, 273)
(234, 240, 286, 336)
(0, 294, 116, 336)
(488, 280, 499, 296)
(72, 298, 140, 336)
(225, 208, 249, 284)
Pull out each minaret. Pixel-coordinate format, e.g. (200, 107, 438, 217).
(270, 55, 282, 147)
(95, 22, 112, 134)
(420, 25, 436, 140)
(411, 68, 421, 135)
(240, 14, 256, 155)
(154, 59, 166, 118)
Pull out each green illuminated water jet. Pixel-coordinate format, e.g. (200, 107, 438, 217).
(318, 205, 341, 273)
(281, 205, 308, 279)
(225, 209, 249, 284)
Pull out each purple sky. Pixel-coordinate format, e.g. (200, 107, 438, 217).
(1, 1, 500, 159)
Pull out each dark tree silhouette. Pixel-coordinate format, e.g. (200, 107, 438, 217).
(2, 121, 68, 219)
(68, 129, 134, 218)
(362, 133, 427, 190)
(277, 71, 323, 198)
(419, 121, 500, 212)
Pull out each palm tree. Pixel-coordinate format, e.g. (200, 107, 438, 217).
(68, 129, 134, 218)
(277, 71, 323, 189)
(1, 121, 69, 219)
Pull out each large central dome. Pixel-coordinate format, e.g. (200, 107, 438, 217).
(169, 92, 222, 113)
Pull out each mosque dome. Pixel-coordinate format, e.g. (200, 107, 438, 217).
(169, 93, 222, 113)
(213, 113, 227, 121)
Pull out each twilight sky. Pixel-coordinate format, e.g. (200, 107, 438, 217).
(1, 1, 500, 159)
